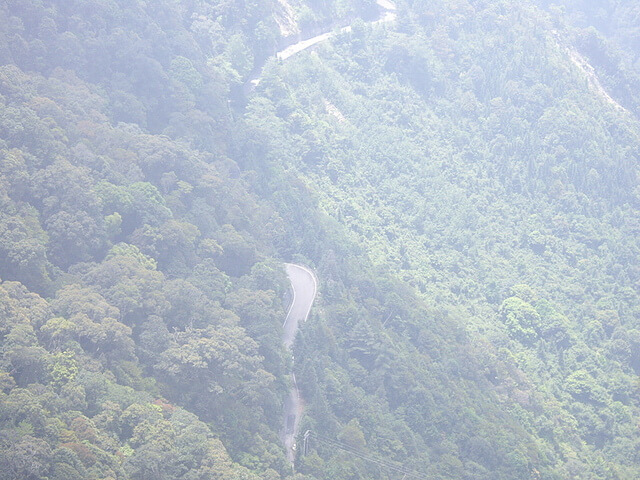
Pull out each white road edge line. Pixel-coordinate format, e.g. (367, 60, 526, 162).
(293, 264, 317, 323)
(282, 263, 318, 328)
(283, 266, 298, 328)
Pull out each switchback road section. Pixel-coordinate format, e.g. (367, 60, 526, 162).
(281, 263, 317, 464)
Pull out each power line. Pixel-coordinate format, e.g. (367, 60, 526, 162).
(306, 431, 430, 480)
(313, 434, 423, 479)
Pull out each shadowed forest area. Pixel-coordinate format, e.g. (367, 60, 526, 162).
(0, 0, 639, 479)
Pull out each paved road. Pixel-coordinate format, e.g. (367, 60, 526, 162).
(282, 263, 317, 349)
(247, 0, 396, 89)
(275, 7, 396, 61)
(281, 263, 317, 464)
(274, 1, 395, 464)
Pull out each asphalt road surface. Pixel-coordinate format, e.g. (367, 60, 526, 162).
(247, 0, 396, 90)
(275, 0, 396, 62)
(282, 263, 317, 349)
(281, 263, 317, 464)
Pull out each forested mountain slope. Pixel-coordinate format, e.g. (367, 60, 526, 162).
(536, 0, 640, 117)
(245, 0, 640, 478)
(0, 0, 638, 480)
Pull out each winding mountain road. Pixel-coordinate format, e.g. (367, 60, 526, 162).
(247, 0, 396, 90)
(276, 5, 396, 61)
(281, 263, 317, 464)
(272, 1, 396, 465)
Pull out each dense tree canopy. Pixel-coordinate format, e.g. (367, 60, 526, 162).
(0, 0, 639, 479)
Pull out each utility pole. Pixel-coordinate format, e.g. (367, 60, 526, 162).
(303, 430, 311, 456)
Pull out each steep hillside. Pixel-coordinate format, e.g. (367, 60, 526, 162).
(245, 0, 640, 478)
(0, 0, 638, 479)
(536, 0, 640, 118)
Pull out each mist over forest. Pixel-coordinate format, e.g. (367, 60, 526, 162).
(0, 0, 639, 479)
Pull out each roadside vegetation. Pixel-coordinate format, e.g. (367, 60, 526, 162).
(0, 1, 639, 479)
